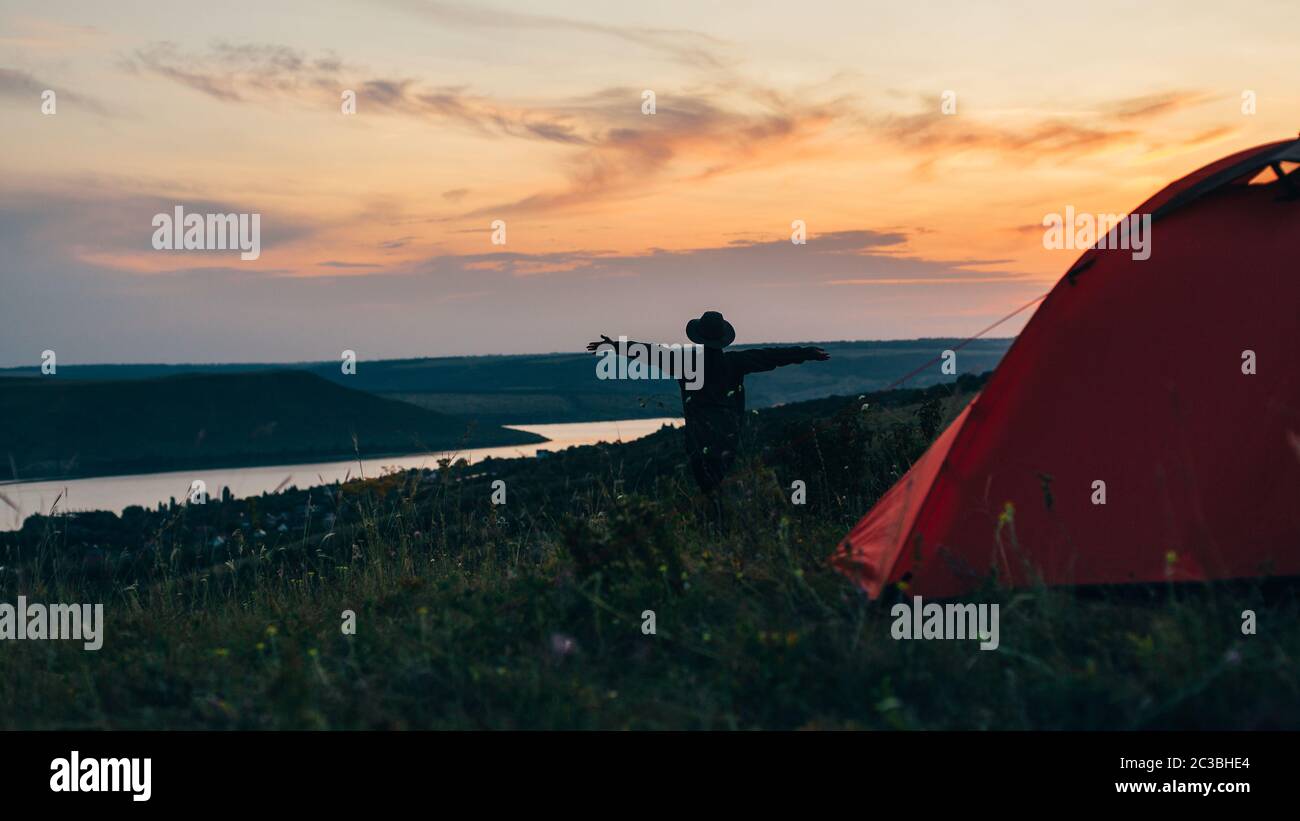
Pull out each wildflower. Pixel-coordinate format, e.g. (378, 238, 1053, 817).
(213, 648, 229, 657)
(876, 696, 903, 713)
(1165, 550, 1178, 565)
(265, 625, 279, 637)
(548, 632, 578, 658)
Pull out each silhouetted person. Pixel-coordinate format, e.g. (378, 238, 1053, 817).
(588, 311, 829, 493)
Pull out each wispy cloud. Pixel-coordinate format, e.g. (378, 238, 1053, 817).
(0, 183, 319, 274)
(463, 89, 846, 217)
(0, 18, 106, 54)
(872, 89, 1219, 171)
(122, 38, 1227, 217)
(382, 0, 734, 69)
(0, 67, 112, 115)
(121, 42, 349, 103)
(122, 42, 854, 214)
(317, 260, 378, 269)
(416, 228, 1020, 286)
(1101, 90, 1218, 121)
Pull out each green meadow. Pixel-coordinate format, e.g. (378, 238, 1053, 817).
(1, 376, 1296, 729)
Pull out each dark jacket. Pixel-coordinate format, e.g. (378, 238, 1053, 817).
(677, 346, 822, 460)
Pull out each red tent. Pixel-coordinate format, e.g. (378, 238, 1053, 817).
(832, 138, 1300, 599)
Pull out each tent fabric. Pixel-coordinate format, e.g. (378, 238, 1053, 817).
(831, 138, 1300, 599)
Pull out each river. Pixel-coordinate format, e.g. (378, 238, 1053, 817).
(0, 417, 682, 531)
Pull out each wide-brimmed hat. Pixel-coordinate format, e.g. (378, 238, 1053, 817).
(685, 310, 736, 348)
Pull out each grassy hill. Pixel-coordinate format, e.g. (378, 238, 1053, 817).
(1, 373, 1294, 730)
(0, 370, 543, 481)
(0, 338, 1013, 424)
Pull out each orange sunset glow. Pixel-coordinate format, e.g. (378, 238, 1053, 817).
(3, 0, 1298, 363)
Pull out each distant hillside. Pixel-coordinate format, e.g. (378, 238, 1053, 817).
(0, 371, 544, 481)
(0, 338, 1014, 424)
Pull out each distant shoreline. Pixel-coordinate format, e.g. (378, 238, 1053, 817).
(0, 437, 555, 486)
(0, 417, 684, 530)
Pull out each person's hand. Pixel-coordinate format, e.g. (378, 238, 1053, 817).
(808, 347, 830, 361)
(586, 334, 616, 352)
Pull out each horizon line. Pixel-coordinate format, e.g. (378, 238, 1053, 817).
(0, 336, 1018, 371)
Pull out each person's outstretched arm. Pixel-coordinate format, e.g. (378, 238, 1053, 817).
(585, 334, 653, 354)
(728, 346, 830, 374)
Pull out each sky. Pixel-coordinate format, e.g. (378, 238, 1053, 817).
(1, 0, 1297, 365)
